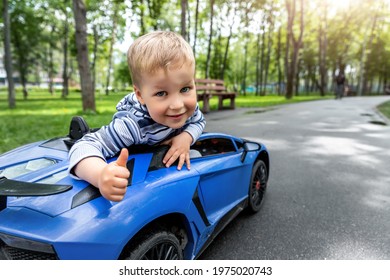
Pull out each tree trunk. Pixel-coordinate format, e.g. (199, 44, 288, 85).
(285, 0, 304, 99)
(259, 18, 266, 96)
(318, 1, 328, 97)
(241, 2, 252, 96)
(139, 0, 146, 35)
(276, 26, 283, 95)
(358, 10, 378, 96)
(92, 25, 98, 94)
(105, 2, 119, 95)
(13, 31, 28, 99)
(48, 25, 55, 95)
(205, 0, 214, 78)
(20, 68, 28, 99)
(255, 31, 261, 96)
(2, 0, 15, 108)
(295, 58, 301, 95)
(263, 5, 275, 96)
(181, 0, 188, 40)
(62, 6, 70, 98)
(193, 0, 200, 57)
(72, 0, 95, 112)
(220, 3, 237, 80)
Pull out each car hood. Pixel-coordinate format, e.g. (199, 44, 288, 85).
(0, 139, 152, 217)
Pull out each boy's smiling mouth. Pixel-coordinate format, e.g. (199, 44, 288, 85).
(167, 112, 186, 119)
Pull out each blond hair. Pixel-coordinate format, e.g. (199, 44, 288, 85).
(127, 31, 195, 87)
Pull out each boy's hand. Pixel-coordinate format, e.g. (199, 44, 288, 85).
(97, 148, 130, 202)
(162, 132, 193, 170)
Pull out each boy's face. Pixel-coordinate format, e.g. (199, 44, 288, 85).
(134, 63, 197, 129)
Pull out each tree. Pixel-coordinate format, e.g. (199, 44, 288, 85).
(358, 0, 382, 96)
(61, 3, 72, 98)
(285, 0, 304, 99)
(181, 0, 188, 40)
(105, 1, 120, 95)
(241, 0, 252, 95)
(205, 0, 214, 79)
(10, 0, 44, 99)
(262, 1, 276, 96)
(220, 1, 238, 80)
(317, 0, 328, 96)
(72, 0, 95, 112)
(276, 25, 284, 95)
(2, 0, 15, 108)
(146, 0, 169, 30)
(192, 0, 200, 56)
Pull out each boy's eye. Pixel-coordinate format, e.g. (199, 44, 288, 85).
(155, 91, 167, 97)
(180, 87, 190, 93)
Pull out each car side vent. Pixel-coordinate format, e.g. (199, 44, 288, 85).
(71, 184, 102, 209)
(0, 241, 58, 260)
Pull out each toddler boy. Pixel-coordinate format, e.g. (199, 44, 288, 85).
(68, 31, 205, 202)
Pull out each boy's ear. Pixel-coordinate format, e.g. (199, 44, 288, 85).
(134, 85, 145, 105)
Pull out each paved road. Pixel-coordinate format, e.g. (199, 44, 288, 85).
(199, 96, 390, 260)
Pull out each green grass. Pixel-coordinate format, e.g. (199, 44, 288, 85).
(377, 100, 390, 119)
(0, 90, 119, 154)
(0, 88, 381, 154)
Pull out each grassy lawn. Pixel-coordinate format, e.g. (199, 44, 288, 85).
(0, 88, 384, 154)
(377, 100, 390, 119)
(0, 90, 118, 154)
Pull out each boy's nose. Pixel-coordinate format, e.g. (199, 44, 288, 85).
(169, 96, 184, 110)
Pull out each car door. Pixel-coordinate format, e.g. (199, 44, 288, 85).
(191, 137, 251, 224)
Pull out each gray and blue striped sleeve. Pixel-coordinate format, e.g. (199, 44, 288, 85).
(68, 116, 141, 175)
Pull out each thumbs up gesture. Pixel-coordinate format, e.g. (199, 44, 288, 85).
(98, 148, 130, 202)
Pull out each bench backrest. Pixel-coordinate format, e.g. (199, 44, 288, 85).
(195, 79, 227, 92)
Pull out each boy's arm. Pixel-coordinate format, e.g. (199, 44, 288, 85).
(163, 105, 206, 170)
(162, 132, 193, 170)
(68, 116, 140, 201)
(73, 149, 130, 202)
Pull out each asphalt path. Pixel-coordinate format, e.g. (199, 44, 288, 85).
(199, 96, 390, 260)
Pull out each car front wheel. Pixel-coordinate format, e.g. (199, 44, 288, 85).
(247, 160, 268, 213)
(124, 230, 183, 260)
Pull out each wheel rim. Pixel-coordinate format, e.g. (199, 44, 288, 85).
(251, 163, 267, 208)
(141, 241, 180, 260)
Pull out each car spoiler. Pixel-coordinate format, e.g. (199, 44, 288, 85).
(0, 176, 72, 211)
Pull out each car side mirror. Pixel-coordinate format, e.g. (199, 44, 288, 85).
(241, 142, 261, 162)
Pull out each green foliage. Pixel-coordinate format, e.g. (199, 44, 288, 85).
(3, 0, 390, 110)
(0, 89, 118, 153)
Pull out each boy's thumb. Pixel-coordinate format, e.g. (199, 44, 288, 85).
(116, 148, 128, 167)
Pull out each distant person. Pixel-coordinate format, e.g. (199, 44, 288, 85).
(68, 31, 206, 202)
(335, 73, 346, 99)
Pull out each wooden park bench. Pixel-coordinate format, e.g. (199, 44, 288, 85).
(195, 79, 237, 113)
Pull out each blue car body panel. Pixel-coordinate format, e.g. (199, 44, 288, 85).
(0, 132, 269, 259)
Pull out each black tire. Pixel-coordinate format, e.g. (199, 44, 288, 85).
(247, 160, 268, 213)
(124, 230, 183, 260)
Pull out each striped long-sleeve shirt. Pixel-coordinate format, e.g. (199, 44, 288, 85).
(68, 92, 206, 175)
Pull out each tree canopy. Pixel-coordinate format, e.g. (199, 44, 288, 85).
(1, 0, 390, 111)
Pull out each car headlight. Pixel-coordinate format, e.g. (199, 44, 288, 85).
(0, 232, 55, 254)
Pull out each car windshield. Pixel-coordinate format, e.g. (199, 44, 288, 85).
(191, 138, 237, 156)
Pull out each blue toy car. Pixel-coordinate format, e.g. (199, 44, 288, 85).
(0, 117, 269, 260)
